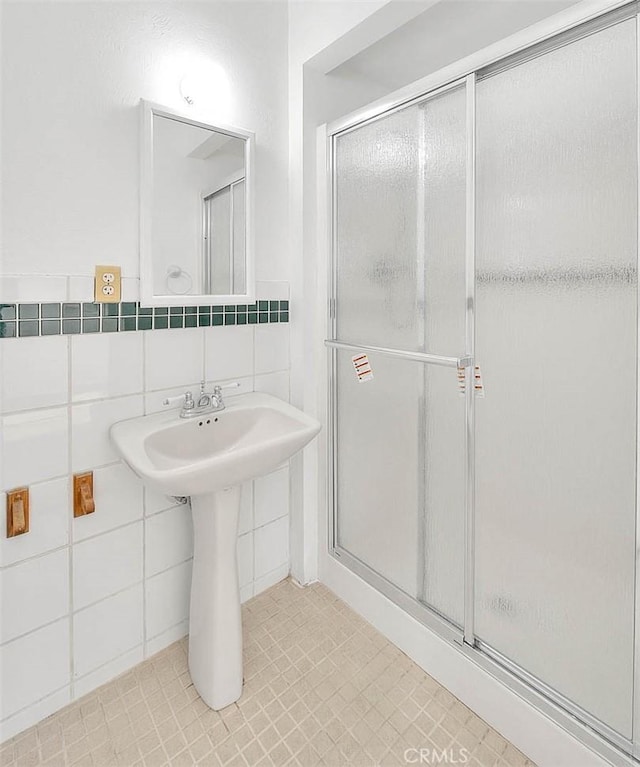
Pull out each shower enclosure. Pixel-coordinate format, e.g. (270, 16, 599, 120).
(325, 4, 639, 762)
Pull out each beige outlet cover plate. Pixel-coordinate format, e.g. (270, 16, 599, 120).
(94, 265, 122, 303)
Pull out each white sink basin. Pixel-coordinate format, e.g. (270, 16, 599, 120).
(110, 393, 320, 496)
(109, 392, 320, 711)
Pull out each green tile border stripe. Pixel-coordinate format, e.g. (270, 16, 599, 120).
(0, 301, 289, 339)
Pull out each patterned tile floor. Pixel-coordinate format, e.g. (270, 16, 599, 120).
(1, 579, 535, 767)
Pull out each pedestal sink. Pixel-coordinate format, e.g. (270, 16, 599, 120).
(110, 393, 320, 710)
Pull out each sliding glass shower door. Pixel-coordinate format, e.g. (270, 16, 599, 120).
(329, 5, 638, 755)
(333, 84, 469, 627)
(475, 18, 637, 739)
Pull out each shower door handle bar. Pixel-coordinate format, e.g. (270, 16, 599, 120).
(324, 339, 473, 369)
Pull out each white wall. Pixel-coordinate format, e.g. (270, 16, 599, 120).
(288, 0, 389, 66)
(1, 0, 288, 284)
(287, 0, 393, 587)
(0, 0, 291, 741)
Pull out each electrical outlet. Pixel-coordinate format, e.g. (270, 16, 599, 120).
(94, 266, 121, 303)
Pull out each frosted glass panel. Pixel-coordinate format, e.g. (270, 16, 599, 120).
(475, 20, 637, 737)
(335, 348, 465, 605)
(421, 362, 465, 625)
(421, 88, 466, 357)
(208, 189, 231, 294)
(334, 87, 467, 624)
(335, 110, 418, 350)
(336, 350, 421, 595)
(419, 87, 467, 624)
(334, 88, 466, 355)
(232, 180, 246, 293)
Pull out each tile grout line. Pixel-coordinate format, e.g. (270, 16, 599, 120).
(1, 573, 147, 649)
(0, 299, 290, 339)
(141, 327, 148, 661)
(1, 475, 289, 571)
(0, 352, 289, 418)
(2, 579, 534, 766)
(251, 322, 258, 606)
(66, 328, 76, 705)
(0, 682, 72, 732)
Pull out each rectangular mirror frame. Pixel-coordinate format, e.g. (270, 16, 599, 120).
(139, 99, 255, 306)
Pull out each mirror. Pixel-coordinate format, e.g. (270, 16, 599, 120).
(140, 100, 254, 305)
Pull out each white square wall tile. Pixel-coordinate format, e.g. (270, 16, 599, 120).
(145, 560, 192, 639)
(238, 481, 253, 535)
(144, 328, 204, 391)
(254, 516, 289, 579)
(73, 585, 143, 678)
(145, 505, 193, 577)
(68, 276, 94, 302)
(71, 332, 143, 402)
(0, 478, 69, 567)
(237, 532, 253, 588)
(0, 618, 70, 720)
(0, 275, 67, 303)
(0, 549, 69, 644)
(254, 324, 289, 375)
(205, 326, 254, 382)
(1, 408, 68, 488)
(71, 395, 143, 471)
(254, 371, 289, 402)
(145, 620, 188, 657)
(256, 281, 289, 301)
(120, 278, 140, 303)
(254, 466, 289, 527)
(204, 375, 253, 399)
(1, 335, 68, 412)
(253, 564, 289, 597)
(73, 522, 143, 610)
(0, 687, 71, 743)
(73, 463, 143, 542)
(74, 647, 143, 700)
(144, 486, 180, 516)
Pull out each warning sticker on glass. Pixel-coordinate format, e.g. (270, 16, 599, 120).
(352, 353, 374, 383)
(457, 365, 484, 398)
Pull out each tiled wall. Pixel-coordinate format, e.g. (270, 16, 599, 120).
(0, 300, 289, 338)
(1, 0, 293, 742)
(0, 280, 292, 741)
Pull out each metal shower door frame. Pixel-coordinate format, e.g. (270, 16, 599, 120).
(325, 74, 475, 650)
(323, 1, 640, 764)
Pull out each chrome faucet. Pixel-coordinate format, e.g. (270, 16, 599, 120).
(163, 381, 240, 419)
(196, 381, 214, 410)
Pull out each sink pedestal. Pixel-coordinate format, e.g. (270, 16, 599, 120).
(109, 392, 321, 710)
(188, 487, 243, 710)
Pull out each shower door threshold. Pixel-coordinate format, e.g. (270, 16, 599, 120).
(332, 544, 638, 765)
(471, 642, 636, 762)
(331, 546, 463, 646)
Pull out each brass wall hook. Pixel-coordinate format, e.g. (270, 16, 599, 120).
(7, 487, 29, 537)
(74, 472, 95, 517)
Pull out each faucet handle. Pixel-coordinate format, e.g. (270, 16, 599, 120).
(213, 382, 241, 393)
(162, 390, 194, 407)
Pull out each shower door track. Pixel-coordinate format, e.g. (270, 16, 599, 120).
(325, 1, 640, 764)
(476, 640, 635, 755)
